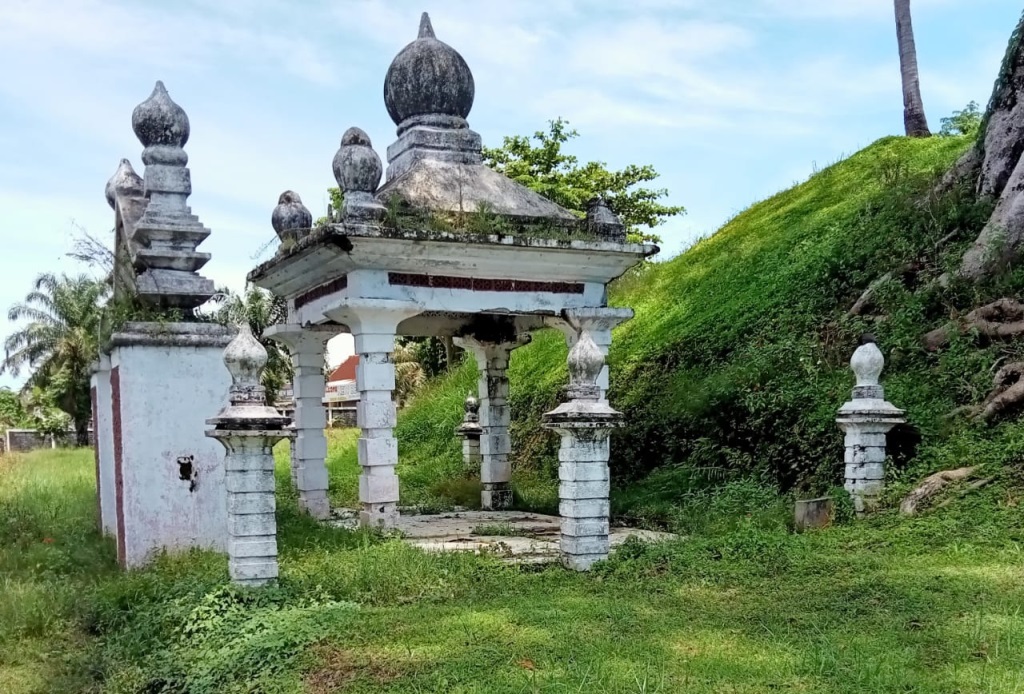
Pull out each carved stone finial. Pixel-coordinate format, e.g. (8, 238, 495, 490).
(566, 332, 604, 401)
(463, 392, 479, 422)
(271, 190, 312, 245)
(105, 158, 144, 209)
(383, 13, 475, 129)
(334, 127, 385, 220)
(224, 323, 268, 401)
(851, 341, 884, 389)
(132, 81, 190, 150)
(586, 196, 626, 243)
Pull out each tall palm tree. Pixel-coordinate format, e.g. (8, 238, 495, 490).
(2, 273, 107, 445)
(894, 0, 931, 137)
(212, 284, 292, 404)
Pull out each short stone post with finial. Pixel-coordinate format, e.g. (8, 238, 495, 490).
(207, 325, 296, 586)
(456, 393, 483, 472)
(543, 332, 624, 570)
(836, 335, 905, 513)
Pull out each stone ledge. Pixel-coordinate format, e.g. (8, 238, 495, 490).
(109, 321, 235, 349)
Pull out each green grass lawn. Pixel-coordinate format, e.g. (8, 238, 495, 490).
(2, 447, 1023, 693)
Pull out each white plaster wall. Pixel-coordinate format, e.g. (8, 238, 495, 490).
(111, 342, 231, 567)
(92, 361, 117, 536)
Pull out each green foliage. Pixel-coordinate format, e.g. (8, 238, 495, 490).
(0, 387, 29, 430)
(1, 273, 107, 443)
(940, 101, 983, 137)
(5, 450, 1024, 692)
(483, 118, 684, 244)
(365, 135, 1014, 518)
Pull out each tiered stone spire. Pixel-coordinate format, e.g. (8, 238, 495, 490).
(129, 81, 215, 309)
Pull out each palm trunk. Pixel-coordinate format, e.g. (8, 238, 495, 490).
(894, 0, 931, 137)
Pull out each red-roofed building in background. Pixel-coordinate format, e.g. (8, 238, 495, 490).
(323, 355, 359, 426)
(275, 355, 360, 427)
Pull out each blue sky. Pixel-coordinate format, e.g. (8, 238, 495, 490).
(0, 0, 1018, 389)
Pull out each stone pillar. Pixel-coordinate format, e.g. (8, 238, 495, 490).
(456, 393, 482, 472)
(207, 325, 295, 587)
(108, 322, 234, 568)
(264, 324, 335, 519)
(836, 337, 905, 513)
(454, 335, 529, 511)
(544, 332, 624, 571)
(326, 300, 420, 528)
(89, 353, 117, 536)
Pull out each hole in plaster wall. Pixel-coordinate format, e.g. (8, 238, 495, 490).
(177, 455, 197, 492)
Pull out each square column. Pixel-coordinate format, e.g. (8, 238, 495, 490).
(326, 300, 421, 529)
(558, 431, 613, 569)
(108, 322, 233, 568)
(90, 353, 117, 535)
(264, 324, 337, 519)
(454, 335, 529, 510)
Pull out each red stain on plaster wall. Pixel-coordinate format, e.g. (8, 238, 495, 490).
(111, 366, 126, 568)
(91, 385, 101, 532)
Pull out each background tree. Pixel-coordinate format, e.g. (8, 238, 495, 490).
(0, 386, 29, 431)
(393, 341, 425, 409)
(211, 284, 292, 404)
(323, 118, 683, 245)
(483, 118, 684, 244)
(1, 273, 106, 445)
(894, 0, 931, 137)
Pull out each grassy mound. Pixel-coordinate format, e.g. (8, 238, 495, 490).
(323, 134, 1024, 530)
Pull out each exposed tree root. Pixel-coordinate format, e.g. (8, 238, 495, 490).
(923, 298, 1024, 350)
(900, 466, 977, 515)
(977, 361, 1024, 421)
(935, 478, 994, 509)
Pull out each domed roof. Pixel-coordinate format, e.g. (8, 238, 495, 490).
(383, 13, 475, 127)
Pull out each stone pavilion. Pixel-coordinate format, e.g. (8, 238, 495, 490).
(251, 13, 656, 569)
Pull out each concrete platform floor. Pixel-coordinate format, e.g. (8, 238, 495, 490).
(330, 509, 675, 564)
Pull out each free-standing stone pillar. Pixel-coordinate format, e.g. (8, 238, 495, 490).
(327, 300, 420, 528)
(264, 324, 335, 519)
(543, 331, 624, 571)
(207, 324, 295, 586)
(456, 393, 483, 472)
(836, 337, 905, 513)
(90, 353, 116, 536)
(454, 335, 529, 510)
